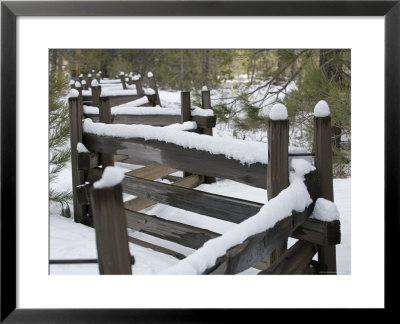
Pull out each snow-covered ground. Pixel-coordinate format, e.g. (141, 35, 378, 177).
(49, 90, 351, 275)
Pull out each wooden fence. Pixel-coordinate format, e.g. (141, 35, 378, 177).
(67, 76, 340, 275)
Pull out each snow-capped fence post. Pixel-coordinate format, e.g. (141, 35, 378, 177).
(132, 76, 144, 97)
(181, 91, 192, 178)
(99, 97, 114, 168)
(181, 91, 192, 123)
(75, 81, 82, 96)
(90, 169, 132, 275)
(68, 94, 87, 224)
(81, 79, 88, 91)
(313, 101, 337, 275)
(148, 72, 161, 106)
(119, 72, 127, 90)
(201, 87, 216, 184)
(91, 82, 101, 108)
(201, 87, 213, 136)
(87, 74, 93, 88)
(266, 104, 290, 265)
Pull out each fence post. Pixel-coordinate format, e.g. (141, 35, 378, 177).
(314, 103, 337, 275)
(133, 76, 144, 97)
(120, 72, 127, 90)
(266, 104, 289, 265)
(90, 178, 132, 274)
(87, 74, 93, 88)
(81, 80, 88, 91)
(148, 73, 162, 106)
(99, 97, 114, 168)
(201, 88, 213, 136)
(70, 80, 76, 89)
(181, 91, 192, 177)
(68, 95, 86, 223)
(201, 88, 216, 184)
(91, 82, 101, 108)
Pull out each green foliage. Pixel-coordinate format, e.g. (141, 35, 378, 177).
(282, 50, 351, 176)
(49, 71, 72, 211)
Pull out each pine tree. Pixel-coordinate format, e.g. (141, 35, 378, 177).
(49, 70, 72, 216)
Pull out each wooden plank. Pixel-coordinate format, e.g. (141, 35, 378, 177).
(125, 163, 177, 180)
(78, 152, 99, 170)
(124, 175, 203, 212)
(204, 206, 312, 275)
(122, 175, 262, 223)
(89, 183, 132, 274)
(128, 236, 185, 260)
(314, 115, 337, 275)
(291, 219, 341, 246)
(258, 240, 317, 275)
(125, 210, 219, 249)
(83, 133, 268, 189)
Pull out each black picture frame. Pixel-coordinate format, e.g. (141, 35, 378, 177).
(1, 0, 398, 321)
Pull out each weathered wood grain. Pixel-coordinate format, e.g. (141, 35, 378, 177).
(181, 91, 192, 123)
(125, 163, 177, 180)
(91, 85, 100, 108)
(77, 152, 100, 170)
(109, 95, 140, 107)
(68, 97, 86, 223)
(132, 79, 144, 97)
(128, 236, 185, 260)
(89, 183, 132, 274)
(76, 183, 90, 205)
(314, 116, 337, 274)
(265, 118, 289, 266)
(86, 167, 103, 183)
(83, 133, 268, 188)
(204, 206, 312, 275)
(120, 74, 127, 90)
(291, 219, 341, 246)
(125, 210, 219, 249)
(124, 175, 203, 212)
(122, 175, 263, 223)
(149, 76, 161, 106)
(258, 240, 317, 275)
(201, 89, 216, 183)
(98, 97, 114, 168)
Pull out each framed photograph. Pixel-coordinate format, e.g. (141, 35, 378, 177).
(1, 0, 397, 321)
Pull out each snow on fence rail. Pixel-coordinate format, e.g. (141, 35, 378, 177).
(67, 77, 340, 275)
(72, 71, 161, 108)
